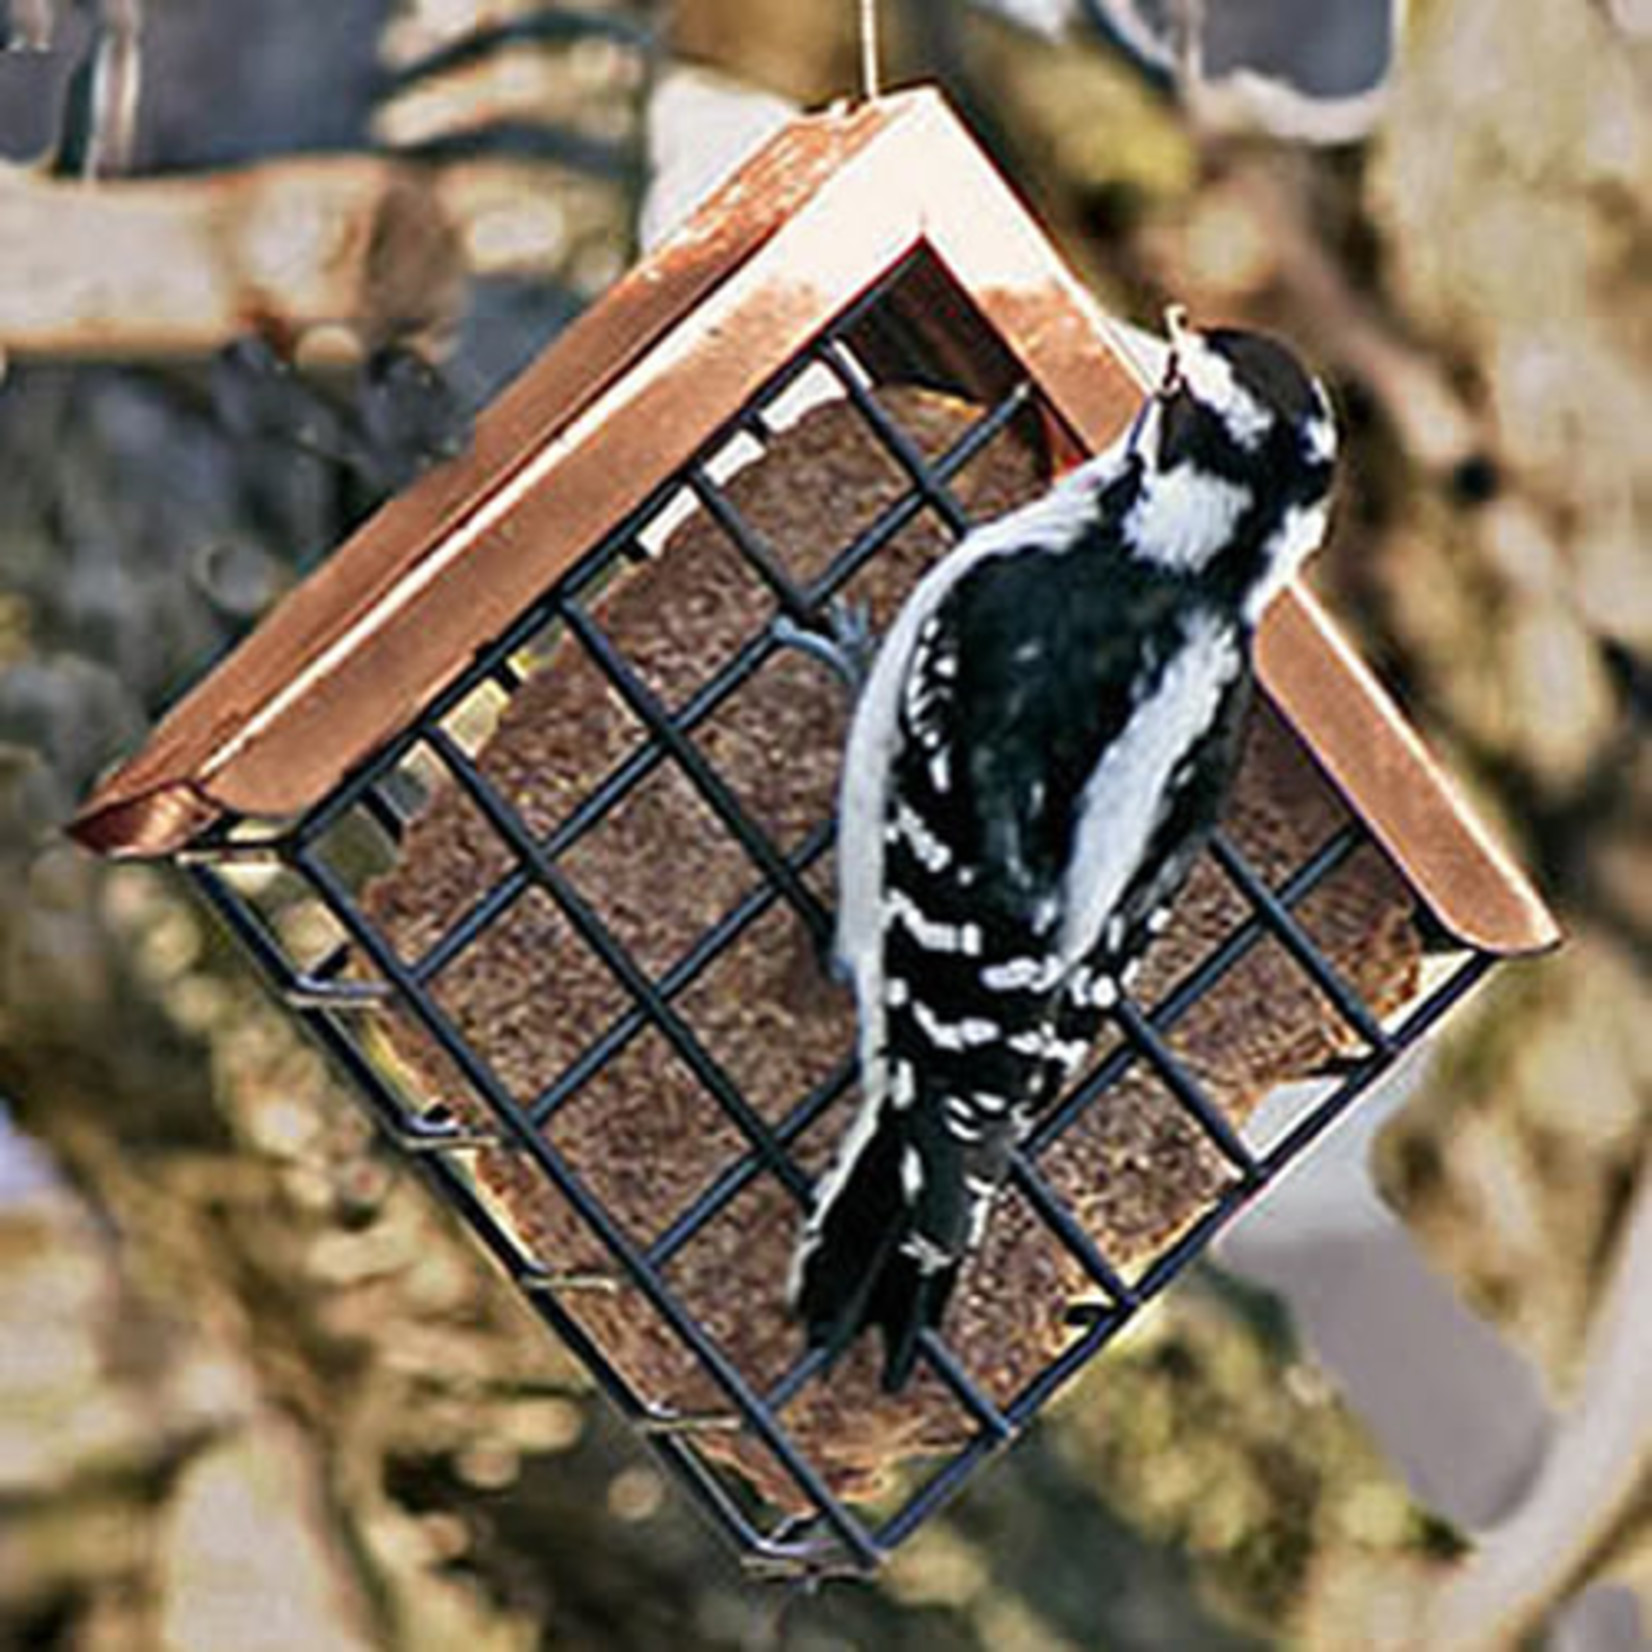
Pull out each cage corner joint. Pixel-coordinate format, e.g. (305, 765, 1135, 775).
(71, 87, 1559, 1578)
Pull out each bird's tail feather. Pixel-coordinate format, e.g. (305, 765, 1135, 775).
(791, 1107, 960, 1393)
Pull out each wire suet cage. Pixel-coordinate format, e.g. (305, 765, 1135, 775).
(73, 91, 1558, 1578)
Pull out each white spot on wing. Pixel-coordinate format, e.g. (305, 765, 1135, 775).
(1048, 1035, 1092, 1070)
(913, 1004, 1003, 1050)
(891, 892, 963, 952)
(944, 1097, 983, 1142)
(901, 1146, 925, 1199)
(901, 1230, 953, 1273)
(895, 802, 952, 873)
(981, 956, 1052, 992)
(913, 1003, 964, 1051)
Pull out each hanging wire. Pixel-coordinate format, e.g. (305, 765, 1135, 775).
(859, 0, 881, 100)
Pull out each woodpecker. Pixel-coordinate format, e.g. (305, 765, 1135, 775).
(789, 311, 1339, 1391)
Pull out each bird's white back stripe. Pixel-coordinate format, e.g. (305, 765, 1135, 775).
(1060, 611, 1239, 967)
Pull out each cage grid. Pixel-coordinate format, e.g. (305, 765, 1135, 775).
(157, 250, 1511, 1578)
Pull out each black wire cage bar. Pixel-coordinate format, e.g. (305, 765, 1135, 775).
(73, 92, 1556, 1581)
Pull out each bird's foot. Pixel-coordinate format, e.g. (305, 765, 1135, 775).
(770, 597, 876, 699)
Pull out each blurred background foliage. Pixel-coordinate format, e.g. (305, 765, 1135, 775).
(0, 1, 1647, 1647)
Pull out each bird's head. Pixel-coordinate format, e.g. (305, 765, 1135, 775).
(1126, 309, 1338, 620)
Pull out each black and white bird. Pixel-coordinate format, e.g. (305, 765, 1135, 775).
(789, 311, 1339, 1391)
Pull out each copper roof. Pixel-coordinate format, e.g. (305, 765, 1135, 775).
(70, 89, 1557, 958)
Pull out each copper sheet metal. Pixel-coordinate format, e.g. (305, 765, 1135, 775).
(71, 89, 1557, 955)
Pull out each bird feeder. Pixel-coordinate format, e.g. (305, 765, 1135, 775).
(73, 90, 1557, 1577)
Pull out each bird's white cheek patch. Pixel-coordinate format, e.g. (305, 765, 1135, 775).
(1126, 466, 1252, 573)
